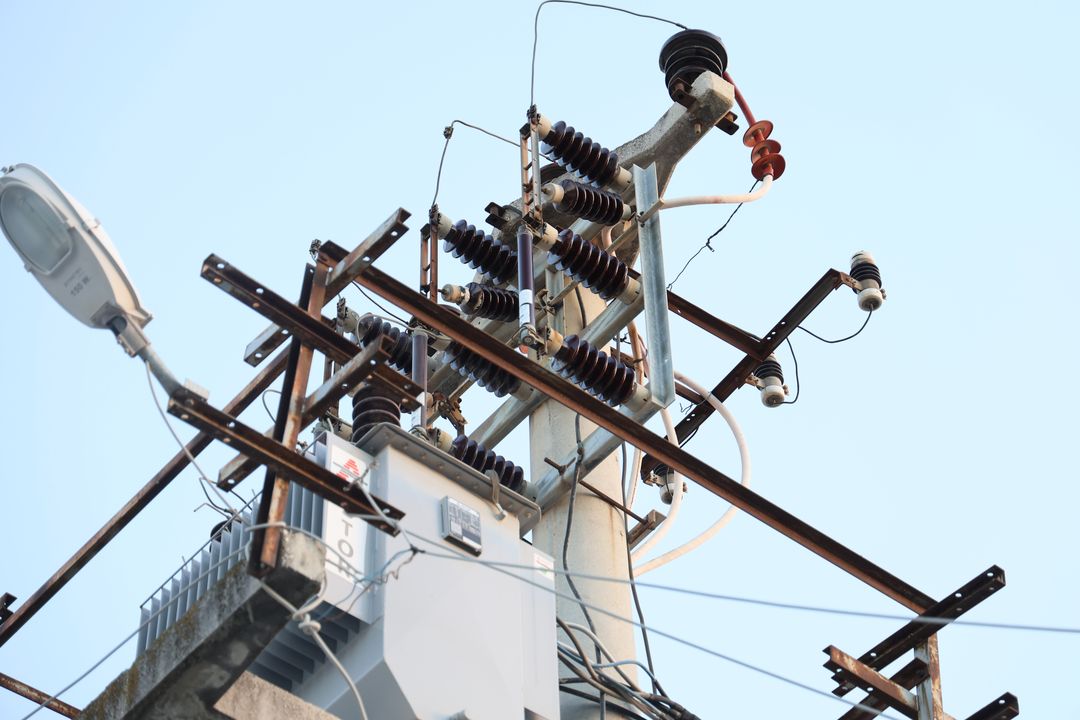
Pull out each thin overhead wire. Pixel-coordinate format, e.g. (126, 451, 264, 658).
(405, 530, 908, 720)
(144, 362, 242, 520)
(531, 0, 687, 107)
(667, 180, 759, 291)
(782, 337, 800, 405)
(351, 281, 412, 327)
(402, 537, 1080, 636)
(431, 119, 545, 208)
(798, 309, 872, 343)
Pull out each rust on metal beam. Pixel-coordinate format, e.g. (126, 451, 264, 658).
(833, 567, 1006, 695)
(257, 257, 331, 570)
(964, 693, 1018, 720)
(353, 263, 935, 612)
(243, 209, 410, 365)
(825, 646, 918, 719)
(641, 269, 845, 477)
(835, 659, 929, 720)
(0, 672, 79, 718)
(204, 255, 359, 365)
(167, 387, 403, 535)
(627, 510, 666, 550)
(0, 349, 288, 647)
(627, 266, 763, 357)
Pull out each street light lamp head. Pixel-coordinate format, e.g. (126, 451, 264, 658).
(0, 163, 151, 332)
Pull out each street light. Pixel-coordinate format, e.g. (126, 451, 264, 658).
(0, 163, 180, 394)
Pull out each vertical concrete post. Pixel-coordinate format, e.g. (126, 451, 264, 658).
(530, 285, 637, 720)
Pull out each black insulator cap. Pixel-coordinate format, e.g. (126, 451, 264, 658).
(658, 29, 728, 103)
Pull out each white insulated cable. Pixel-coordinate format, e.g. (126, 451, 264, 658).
(633, 371, 751, 576)
(638, 174, 773, 221)
(629, 407, 683, 563)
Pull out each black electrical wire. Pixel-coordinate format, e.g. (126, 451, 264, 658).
(351, 281, 412, 327)
(798, 309, 872, 343)
(782, 337, 800, 405)
(531, 0, 687, 107)
(431, 120, 550, 208)
(559, 686, 651, 720)
(667, 180, 759, 291)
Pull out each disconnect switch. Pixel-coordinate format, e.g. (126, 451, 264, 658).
(441, 496, 482, 555)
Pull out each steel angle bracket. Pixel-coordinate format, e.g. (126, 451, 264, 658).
(243, 208, 410, 365)
(642, 268, 846, 477)
(353, 262, 935, 611)
(824, 566, 1017, 720)
(167, 387, 403, 535)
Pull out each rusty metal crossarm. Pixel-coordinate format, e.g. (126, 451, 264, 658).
(167, 387, 403, 535)
(642, 268, 846, 477)
(833, 566, 1006, 695)
(243, 209, 410, 365)
(826, 646, 919, 719)
(964, 694, 1018, 720)
(217, 324, 421, 492)
(0, 672, 79, 718)
(354, 263, 935, 611)
(626, 267, 763, 357)
(834, 659, 929, 720)
(0, 349, 289, 647)
(203, 255, 359, 365)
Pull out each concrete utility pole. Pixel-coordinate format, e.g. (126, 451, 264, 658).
(531, 288, 638, 719)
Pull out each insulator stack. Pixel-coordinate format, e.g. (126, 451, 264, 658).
(549, 179, 627, 225)
(850, 251, 884, 312)
(743, 120, 786, 181)
(355, 315, 413, 373)
(549, 229, 630, 300)
(658, 29, 729, 104)
(460, 282, 518, 322)
(442, 220, 517, 283)
(446, 342, 522, 397)
(755, 357, 784, 384)
(850, 255, 882, 287)
(449, 435, 527, 495)
(351, 383, 401, 444)
(754, 354, 786, 407)
(551, 335, 636, 406)
(541, 120, 621, 188)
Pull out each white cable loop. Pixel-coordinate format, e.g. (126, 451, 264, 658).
(629, 408, 683, 563)
(633, 371, 751, 576)
(639, 174, 773, 221)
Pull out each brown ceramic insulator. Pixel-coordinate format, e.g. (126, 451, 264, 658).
(554, 179, 626, 226)
(548, 229, 630, 301)
(446, 342, 522, 398)
(442, 219, 517, 283)
(541, 120, 621, 188)
(742, 119, 786, 181)
(460, 282, 518, 322)
(449, 435, 527, 495)
(351, 383, 401, 444)
(355, 314, 414, 373)
(551, 335, 636, 406)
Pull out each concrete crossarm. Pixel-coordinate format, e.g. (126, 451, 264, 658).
(81, 531, 324, 720)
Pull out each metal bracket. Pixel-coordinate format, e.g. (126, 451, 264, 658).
(167, 387, 404, 535)
(0, 593, 15, 624)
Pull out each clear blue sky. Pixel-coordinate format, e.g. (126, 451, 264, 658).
(1, 1, 1077, 717)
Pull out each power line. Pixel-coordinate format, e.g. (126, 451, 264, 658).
(667, 180, 759, 291)
(405, 529, 908, 720)
(401, 537, 1080, 636)
(431, 119, 543, 208)
(531, 0, 687, 107)
(798, 309, 872, 343)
